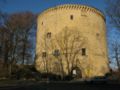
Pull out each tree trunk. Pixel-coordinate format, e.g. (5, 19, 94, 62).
(58, 57, 64, 79)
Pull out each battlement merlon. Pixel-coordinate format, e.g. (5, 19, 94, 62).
(38, 4, 105, 21)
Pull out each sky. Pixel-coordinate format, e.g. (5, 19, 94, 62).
(0, 0, 106, 14)
(0, 0, 119, 68)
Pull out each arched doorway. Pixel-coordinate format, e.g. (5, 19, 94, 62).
(71, 67, 82, 79)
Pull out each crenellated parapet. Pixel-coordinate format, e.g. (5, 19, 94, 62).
(39, 4, 105, 21)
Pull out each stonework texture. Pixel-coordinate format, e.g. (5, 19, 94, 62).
(35, 4, 109, 78)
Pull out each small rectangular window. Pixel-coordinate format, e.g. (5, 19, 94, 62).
(82, 48, 86, 56)
(46, 32, 51, 38)
(42, 22, 43, 25)
(70, 15, 73, 20)
(42, 52, 47, 57)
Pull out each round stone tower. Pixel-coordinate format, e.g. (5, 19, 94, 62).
(35, 4, 109, 78)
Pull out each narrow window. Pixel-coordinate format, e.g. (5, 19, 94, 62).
(53, 49, 60, 57)
(46, 32, 51, 38)
(82, 48, 86, 56)
(42, 52, 47, 58)
(70, 15, 73, 20)
(42, 22, 43, 25)
(96, 33, 100, 37)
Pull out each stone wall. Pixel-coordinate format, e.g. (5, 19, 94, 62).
(35, 4, 109, 78)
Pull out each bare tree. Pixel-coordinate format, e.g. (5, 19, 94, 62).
(106, 0, 120, 30)
(110, 40, 120, 71)
(44, 27, 86, 76)
(16, 12, 35, 65)
(56, 28, 85, 74)
(2, 12, 36, 76)
(0, 26, 10, 66)
(5, 12, 35, 65)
